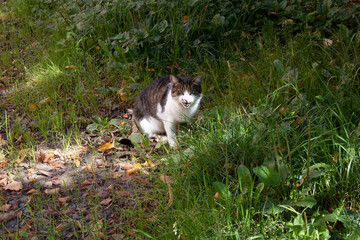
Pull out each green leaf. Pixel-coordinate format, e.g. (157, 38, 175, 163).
(109, 118, 122, 128)
(296, 196, 317, 208)
(253, 165, 281, 187)
(98, 39, 111, 57)
(293, 214, 305, 226)
(129, 133, 144, 143)
(263, 199, 284, 215)
(20, 231, 29, 237)
(213, 182, 232, 201)
(95, 87, 109, 95)
(273, 59, 284, 74)
(237, 165, 252, 191)
(86, 123, 99, 133)
(334, 208, 360, 229)
(143, 137, 151, 148)
(154, 20, 168, 33)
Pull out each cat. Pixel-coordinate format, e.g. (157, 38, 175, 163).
(132, 74, 203, 148)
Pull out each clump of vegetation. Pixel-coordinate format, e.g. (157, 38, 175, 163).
(1, 0, 360, 239)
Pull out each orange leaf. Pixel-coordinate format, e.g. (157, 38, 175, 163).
(37, 151, 46, 163)
(100, 198, 112, 206)
(141, 160, 155, 168)
(28, 103, 38, 111)
(214, 192, 220, 201)
(97, 142, 114, 152)
(126, 163, 142, 175)
(183, 16, 189, 24)
(147, 68, 155, 72)
(65, 65, 77, 69)
(43, 152, 55, 163)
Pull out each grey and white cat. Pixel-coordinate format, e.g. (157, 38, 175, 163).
(132, 74, 203, 147)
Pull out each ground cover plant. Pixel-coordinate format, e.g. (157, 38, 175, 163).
(0, 0, 360, 239)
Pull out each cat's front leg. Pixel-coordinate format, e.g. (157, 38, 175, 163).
(163, 121, 177, 148)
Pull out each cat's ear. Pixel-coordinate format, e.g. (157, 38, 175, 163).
(192, 75, 202, 85)
(169, 75, 179, 85)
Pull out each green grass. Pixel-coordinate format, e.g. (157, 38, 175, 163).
(1, 0, 360, 239)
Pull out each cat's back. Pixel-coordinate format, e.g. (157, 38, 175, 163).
(133, 76, 171, 120)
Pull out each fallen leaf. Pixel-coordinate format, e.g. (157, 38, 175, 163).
(37, 151, 46, 163)
(81, 179, 94, 186)
(97, 142, 114, 152)
(65, 65, 77, 69)
(4, 181, 23, 191)
(44, 188, 60, 195)
(323, 38, 333, 46)
(141, 160, 155, 168)
(43, 152, 55, 163)
(214, 192, 220, 201)
(183, 16, 189, 24)
(122, 163, 134, 170)
(160, 175, 173, 184)
(0, 204, 11, 212)
(48, 161, 66, 168)
(39, 97, 50, 104)
(126, 163, 143, 175)
(28, 103, 38, 111)
(0, 211, 17, 224)
(283, 19, 294, 25)
(74, 158, 81, 167)
(58, 196, 71, 204)
(100, 198, 112, 206)
(0, 178, 8, 186)
(117, 191, 131, 197)
(26, 189, 40, 195)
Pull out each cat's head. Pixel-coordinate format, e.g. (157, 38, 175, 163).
(170, 75, 202, 108)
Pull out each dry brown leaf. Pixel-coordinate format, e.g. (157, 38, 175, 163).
(81, 179, 93, 186)
(26, 189, 40, 195)
(39, 97, 50, 104)
(45, 188, 60, 195)
(43, 152, 55, 163)
(48, 161, 66, 168)
(74, 158, 81, 168)
(100, 198, 112, 206)
(117, 191, 131, 197)
(122, 163, 134, 170)
(65, 65, 77, 69)
(214, 192, 220, 201)
(58, 196, 71, 204)
(4, 181, 23, 191)
(37, 151, 46, 163)
(0, 178, 8, 187)
(126, 163, 142, 175)
(0, 211, 17, 224)
(75, 220, 82, 228)
(160, 175, 173, 184)
(0, 204, 11, 212)
(97, 142, 114, 152)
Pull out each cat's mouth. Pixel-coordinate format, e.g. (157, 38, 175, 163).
(181, 101, 191, 108)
